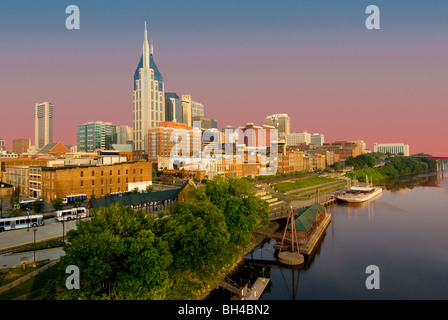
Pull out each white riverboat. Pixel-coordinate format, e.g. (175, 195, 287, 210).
(337, 186, 382, 203)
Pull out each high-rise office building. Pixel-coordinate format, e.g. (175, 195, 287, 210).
(286, 131, 311, 146)
(35, 102, 53, 149)
(117, 126, 133, 145)
(191, 100, 204, 118)
(133, 22, 165, 154)
(311, 133, 325, 147)
(77, 121, 117, 152)
(12, 138, 31, 154)
(264, 114, 290, 140)
(165, 92, 183, 123)
(181, 95, 205, 127)
(181, 94, 192, 127)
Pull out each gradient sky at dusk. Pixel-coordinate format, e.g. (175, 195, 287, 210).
(1, 0, 447, 155)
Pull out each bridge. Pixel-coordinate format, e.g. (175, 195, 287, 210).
(414, 156, 448, 161)
(414, 155, 447, 171)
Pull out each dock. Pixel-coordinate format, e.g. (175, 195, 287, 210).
(220, 277, 270, 300)
(254, 212, 331, 256)
(239, 277, 270, 300)
(298, 212, 331, 255)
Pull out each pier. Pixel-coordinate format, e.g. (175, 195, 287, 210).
(220, 276, 270, 300)
(254, 212, 331, 256)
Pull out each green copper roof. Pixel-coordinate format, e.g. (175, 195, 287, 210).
(287, 202, 326, 231)
(87, 180, 193, 209)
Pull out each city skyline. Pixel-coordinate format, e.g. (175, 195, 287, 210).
(1, 1, 447, 155)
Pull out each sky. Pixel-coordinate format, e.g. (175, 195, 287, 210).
(0, 0, 447, 155)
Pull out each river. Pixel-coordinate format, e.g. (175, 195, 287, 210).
(209, 167, 448, 300)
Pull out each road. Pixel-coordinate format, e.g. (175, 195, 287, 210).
(0, 216, 86, 250)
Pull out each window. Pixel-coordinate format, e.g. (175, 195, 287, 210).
(92, 180, 95, 186)
(81, 171, 83, 177)
(92, 171, 95, 177)
(118, 178, 120, 183)
(101, 171, 103, 176)
(80, 180, 83, 187)
(118, 170, 120, 175)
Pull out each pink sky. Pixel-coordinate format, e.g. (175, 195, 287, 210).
(1, 4, 447, 156)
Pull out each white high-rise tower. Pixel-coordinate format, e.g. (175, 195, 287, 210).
(35, 102, 53, 149)
(133, 22, 165, 155)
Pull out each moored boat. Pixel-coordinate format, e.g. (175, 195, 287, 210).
(336, 186, 382, 203)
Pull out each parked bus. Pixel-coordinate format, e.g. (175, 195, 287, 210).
(55, 207, 87, 222)
(63, 194, 88, 204)
(19, 199, 44, 211)
(0, 214, 45, 232)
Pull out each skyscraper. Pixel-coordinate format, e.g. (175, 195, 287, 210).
(77, 121, 117, 152)
(35, 102, 53, 149)
(264, 114, 290, 140)
(191, 100, 204, 118)
(311, 133, 325, 147)
(165, 92, 183, 123)
(133, 22, 165, 155)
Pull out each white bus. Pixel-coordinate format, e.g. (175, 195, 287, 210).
(0, 215, 45, 232)
(55, 207, 87, 222)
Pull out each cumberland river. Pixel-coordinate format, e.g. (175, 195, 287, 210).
(211, 166, 448, 300)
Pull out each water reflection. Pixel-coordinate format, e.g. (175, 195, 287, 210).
(209, 168, 448, 300)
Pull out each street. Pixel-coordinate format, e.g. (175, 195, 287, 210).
(0, 216, 86, 250)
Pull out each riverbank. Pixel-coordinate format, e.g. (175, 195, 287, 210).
(232, 169, 448, 300)
(344, 155, 437, 184)
(201, 222, 279, 300)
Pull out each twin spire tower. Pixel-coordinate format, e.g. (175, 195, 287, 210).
(142, 21, 154, 68)
(133, 21, 164, 155)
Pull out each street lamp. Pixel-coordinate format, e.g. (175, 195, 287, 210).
(33, 226, 37, 263)
(27, 210, 30, 232)
(62, 218, 65, 243)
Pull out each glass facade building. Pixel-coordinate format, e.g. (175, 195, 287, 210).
(165, 92, 183, 124)
(77, 121, 117, 152)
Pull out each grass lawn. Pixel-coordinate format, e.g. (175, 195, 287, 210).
(0, 262, 49, 287)
(0, 262, 59, 300)
(272, 176, 337, 193)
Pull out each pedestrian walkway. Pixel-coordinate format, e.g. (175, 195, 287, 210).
(0, 247, 65, 269)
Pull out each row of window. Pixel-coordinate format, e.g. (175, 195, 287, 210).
(80, 169, 143, 177)
(80, 176, 142, 186)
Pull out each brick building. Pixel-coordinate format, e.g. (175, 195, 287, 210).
(40, 161, 152, 201)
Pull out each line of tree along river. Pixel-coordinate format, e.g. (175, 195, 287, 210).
(42, 176, 271, 300)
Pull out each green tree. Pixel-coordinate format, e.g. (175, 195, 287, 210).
(32, 199, 44, 214)
(192, 176, 270, 247)
(145, 184, 153, 193)
(51, 204, 172, 300)
(9, 195, 20, 209)
(51, 196, 65, 211)
(163, 199, 230, 274)
(73, 196, 81, 209)
(132, 187, 140, 194)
